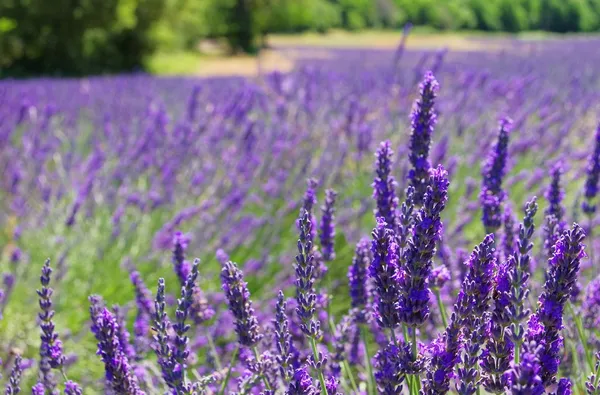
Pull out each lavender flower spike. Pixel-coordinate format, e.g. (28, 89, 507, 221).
(301, 178, 319, 243)
(129, 271, 153, 356)
(294, 209, 321, 338)
(583, 124, 600, 215)
(424, 234, 496, 394)
(91, 307, 144, 395)
(509, 341, 545, 395)
(528, 223, 586, 387)
(221, 261, 262, 346)
(544, 163, 566, 257)
(37, 259, 64, 393)
(369, 217, 401, 329)
(172, 231, 191, 285)
(480, 117, 512, 234)
(348, 238, 371, 324)
(165, 260, 200, 393)
(319, 189, 337, 262)
(273, 291, 296, 382)
(373, 141, 399, 230)
(287, 366, 318, 395)
(374, 343, 405, 394)
(398, 164, 449, 328)
(5, 354, 23, 395)
(455, 234, 497, 394)
(63, 381, 83, 395)
(31, 384, 45, 395)
(408, 71, 440, 205)
(151, 278, 180, 391)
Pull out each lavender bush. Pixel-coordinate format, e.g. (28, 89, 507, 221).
(1, 35, 600, 393)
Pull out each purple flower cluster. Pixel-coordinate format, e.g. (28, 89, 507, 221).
(319, 189, 337, 262)
(91, 305, 144, 394)
(4, 46, 600, 394)
(373, 141, 399, 230)
(37, 259, 64, 393)
(583, 125, 600, 215)
(480, 118, 512, 234)
(408, 72, 439, 205)
(398, 165, 449, 328)
(525, 224, 586, 387)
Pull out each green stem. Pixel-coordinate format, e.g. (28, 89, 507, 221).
(434, 289, 448, 328)
(205, 328, 223, 371)
(218, 345, 239, 395)
(328, 316, 359, 394)
(59, 367, 68, 381)
(252, 346, 273, 391)
(360, 325, 376, 395)
(514, 342, 521, 365)
(309, 337, 328, 395)
(567, 302, 594, 371)
(411, 329, 421, 393)
(594, 354, 600, 388)
(342, 360, 360, 394)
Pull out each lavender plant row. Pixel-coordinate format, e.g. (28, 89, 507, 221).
(1, 37, 600, 394)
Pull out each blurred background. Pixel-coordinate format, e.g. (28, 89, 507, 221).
(2, 0, 600, 77)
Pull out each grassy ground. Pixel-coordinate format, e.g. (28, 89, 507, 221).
(146, 29, 577, 77)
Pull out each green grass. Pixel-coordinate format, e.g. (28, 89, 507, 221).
(145, 51, 204, 75)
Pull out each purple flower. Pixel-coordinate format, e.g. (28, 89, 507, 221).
(408, 71, 439, 205)
(583, 124, 600, 215)
(585, 352, 600, 394)
(423, 321, 462, 395)
(112, 305, 136, 361)
(425, 234, 495, 394)
(545, 163, 565, 225)
(545, 164, 566, 257)
(373, 141, 399, 230)
(319, 189, 337, 262)
(221, 261, 262, 346)
(397, 186, 415, 251)
(330, 315, 352, 379)
(348, 238, 371, 323)
(398, 165, 449, 328)
(325, 375, 339, 395)
(369, 218, 401, 329)
(129, 271, 154, 356)
(480, 118, 512, 234)
(172, 233, 214, 325)
(31, 383, 45, 395)
(151, 279, 179, 391)
(63, 380, 83, 395)
(294, 209, 321, 338)
(528, 223, 586, 386)
(172, 231, 192, 285)
(91, 307, 144, 395)
(286, 366, 317, 395)
(509, 341, 545, 395)
(374, 342, 405, 395)
(502, 204, 518, 261)
(583, 274, 600, 329)
(5, 354, 23, 395)
(554, 378, 572, 395)
(300, 178, 319, 243)
(37, 259, 63, 393)
(273, 291, 297, 382)
(455, 234, 497, 394)
(429, 265, 450, 290)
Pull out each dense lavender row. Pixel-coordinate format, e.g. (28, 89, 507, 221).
(1, 36, 600, 393)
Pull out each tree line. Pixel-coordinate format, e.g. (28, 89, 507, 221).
(2, 0, 600, 76)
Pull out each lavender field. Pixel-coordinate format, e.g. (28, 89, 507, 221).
(1, 35, 600, 394)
